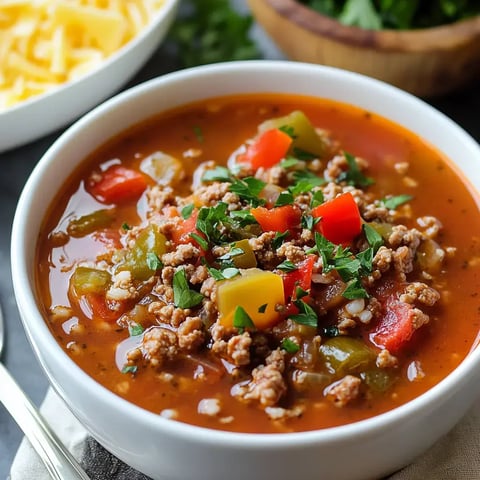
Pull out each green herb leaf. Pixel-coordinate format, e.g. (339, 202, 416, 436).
(190, 232, 209, 251)
(337, 152, 374, 188)
(302, 214, 320, 230)
(279, 157, 300, 169)
(202, 166, 233, 183)
(233, 305, 256, 331)
(291, 300, 318, 327)
(281, 338, 300, 353)
(121, 222, 131, 231)
(173, 269, 204, 308)
(310, 190, 324, 208)
(272, 231, 289, 250)
(146, 252, 163, 271)
(258, 303, 268, 313)
(196, 202, 231, 245)
(323, 325, 340, 337)
(181, 204, 195, 219)
(128, 324, 144, 336)
(343, 278, 369, 299)
(363, 223, 383, 253)
(279, 125, 296, 138)
(208, 266, 240, 281)
(295, 286, 309, 300)
(121, 365, 138, 374)
(229, 177, 266, 207)
(381, 194, 413, 210)
(274, 192, 295, 207)
(292, 169, 326, 186)
(293, 147, 317, 161)
(339, 0, 382, 30)
(276, 260, 298, 272)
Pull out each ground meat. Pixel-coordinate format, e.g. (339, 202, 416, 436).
(147, 185, 175, 213)
(227, 332, 252, 366)
(276, 241, 306, 263)
(161, 244, 201, 267)
(160, 266, 175, 286)
(267, 165, 286, 185)
(392, 245, 415, 276)
(197, 398, 222, 416)
(148, 303, 187, 328)
(134, 327, 178, 368)
(387, 225, 422, 250)
(326, 375, 362, 407)
(248, 231, 277, 266)
(189, 265, 209, 285)
(376, 349, 399, 369)
(400, 282, 440, 306)
(177, 317, 205, 352)
(233, 349, 287, 407)
(321, 181, 344, 202)
(411, 308, 430, 330)
(417, 216, 442, 239)
(200, 276, 217, 301)
(373, 246, 393, 273)
(194, 182, 233, 206)
(362, 203, 390, 222)
(106, 270, 137, 301)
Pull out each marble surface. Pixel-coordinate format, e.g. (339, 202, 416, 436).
(0, 2, 479, 478)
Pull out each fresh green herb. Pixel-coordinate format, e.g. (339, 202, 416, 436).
(173, 269, 204, 308)
(276, 260, 298, 272)
(290, 300, 318, 327)
(323, 325, 340, 337)
(230, 209, 257, 226)
(181, 203, 195, 219)
(314, 232, 336, 273)
(279, 125, 296, 138)
(300, 0, 480, 30)
(193, 125, 204, 143)
(146, 252, 163, 271)
(380, 194, 414, 210)
(128, 324, 144, 337)
(272, 231, 289, 250)
(302, 214, 320, 230)
(217, 247, 244, 261)
(357, 247, 374, 274)
(229, 177, 266, 207)
(311, 190, 324, 208)
(280, 157, 300, 169)
(337, 152, 374, 188)
(121, 365, 138, 374)
(293, 147, 317, 161)
(343, 278, 369, 299)
(295, 286, 309, 300)
(274, 192, 295, 207)
(196, 203, 231, 245)
(292, 169, 326, 186)
(169, 0, 262, 68)
(258, 303, 268, 313)
(121, 222, 131, 231)
(363, 223, 383, 253)
(233, 305, 256, 332)
(208, 266, 240, 281)
(202, 166, 233, 183)
(190, 232, 209, 251)
(281, 338, 300, 354)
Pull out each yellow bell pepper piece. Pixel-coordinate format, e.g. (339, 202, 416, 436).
(230, 239, 257, 269)
(217, 268, 285, 330)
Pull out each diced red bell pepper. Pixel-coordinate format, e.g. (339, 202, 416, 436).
(87, 165, 148, 204)
(170, 210, 206, 250)
(238, 128, 292, 169)
(282, 256, 316, 300)
(311, 192, 362, 245)
(83, 293, 124, 322)
(370, 297, 416, 353)
(251, 205, 301, 233)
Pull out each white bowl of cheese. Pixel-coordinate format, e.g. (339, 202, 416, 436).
(0, 0, 179, 152)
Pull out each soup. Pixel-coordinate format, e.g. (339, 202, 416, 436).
(36, 94, 480, 433)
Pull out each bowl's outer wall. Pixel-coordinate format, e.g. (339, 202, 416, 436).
(11, 61, 480, 480)
(0, 0, 179, 153)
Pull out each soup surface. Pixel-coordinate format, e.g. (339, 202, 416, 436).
(37, 94, 480, 433)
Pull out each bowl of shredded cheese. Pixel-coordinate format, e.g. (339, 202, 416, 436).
(0, 0, 179, 152)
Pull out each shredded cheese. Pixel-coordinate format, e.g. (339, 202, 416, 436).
(0, 0, 166, 111)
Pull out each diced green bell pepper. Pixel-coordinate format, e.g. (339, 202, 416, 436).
(71, 266, 111, 295)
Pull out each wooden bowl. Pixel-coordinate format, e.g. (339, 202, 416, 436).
(248, 0, 480, 97)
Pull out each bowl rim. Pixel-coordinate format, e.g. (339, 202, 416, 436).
(11, 60, 480, 448)
(0, 0, 179, 118)
(258, 0, 480, 51)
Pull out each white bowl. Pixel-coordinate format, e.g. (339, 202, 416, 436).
(11, 61, 480, 480)
(0, 0, 179, 153)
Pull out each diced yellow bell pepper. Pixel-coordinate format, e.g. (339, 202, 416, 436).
(217, 268, 285, 330)
(230, 239, 257, 269)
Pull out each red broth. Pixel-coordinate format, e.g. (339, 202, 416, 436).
(36, 94, 480, 433)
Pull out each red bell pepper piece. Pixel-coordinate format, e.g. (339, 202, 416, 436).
(370, 297, 416, 353)
(170, 210, 206, 250)
(311, 192, 362, 245)
(87, 165, 148, 204)
(83, 293, 124, 322)
(282, 256, 316, 300)
(251, 205, 301, 233)
(238, 128, 292, 169)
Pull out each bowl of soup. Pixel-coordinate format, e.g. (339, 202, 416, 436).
(11, 61, 480, 480)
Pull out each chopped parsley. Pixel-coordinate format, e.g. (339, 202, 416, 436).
(208, 266, 240, 281)
(196, 202, 231, 245)
(190, 232, 209, 251)
(121, 365, 138, 374)
(173, 268, 204, 309)
(128, 324, 144, 337)
(363, 223, 383, 253)
(181, 203, 195, 219)
(274, 191, 295, 207)
(121, 222, 131, 231)
(381, 194, 414, 210)
(311, 190, 324, 208)
(281, 338, 300, 354)
(279, 125, 296, 138)
(279, 157, 300, 169)
(272, 231, 289, 250)
(290, 300, 318, 327)
(202, 166, 233, 183)
(337, 152, 374, 188)
(233, 306, 256, 332)
(229, 177, 266, 207)
(146, 252, 163, 271)
(276, 260, 298, 272)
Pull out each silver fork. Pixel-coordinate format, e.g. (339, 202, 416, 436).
(0, 300, 90, 479)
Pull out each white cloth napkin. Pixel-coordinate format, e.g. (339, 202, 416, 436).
(9, 387, 480, 480)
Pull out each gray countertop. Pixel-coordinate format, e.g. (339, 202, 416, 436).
(0, 2, 479, 478)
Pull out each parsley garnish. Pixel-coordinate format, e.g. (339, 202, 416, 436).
(128, 324, 144, 336)
(196, 202, 231, 245)
(229, 177, 266, 207)
(343, 278, 369, 299)
(190, 232, 209, 251)
(272, 231, 289, 250)
(290, 300, 318, 327)
(121, 222, 131, 231)
(146, 252, 163, 271)
(302, 214, 320, 230)
(311, 190, 324, 208)
(258, 303, 268, 313)
(281, 338, 300, 354)
(274, 192, 294, 207)
(280, 157, 300, 169)
(121, 365, 138, 374)
(276, 260, 298, 272)
(230, 209, 257, 227)
(202, 166, 233, 183)
(173, 269, 204, 308)
(323, 325, 340, 337)
(337, 152, 374, 188)
(208, 266, 240, 281)
(363, 223, 383, 253)
(293, 147, 317, 161)
(381, 194, 413, 210)
(279, 125, 296, 138)
(233, 306, 256, 332)
(181, 204, 195, 219)
(217, 247, 244, 268)
(292, 169, 326, 187)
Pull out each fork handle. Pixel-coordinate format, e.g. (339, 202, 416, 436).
(0, 362, 90, 480)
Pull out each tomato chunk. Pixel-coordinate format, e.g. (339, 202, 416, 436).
(251, 205, 301, 233)
(170, 210, 206, 250)
(311, 192, 362, 245)
(370, 298, 416, 353)
(87, 165, 148, 204)
(239, 128, 292, 169)
(282, 256, 315, 300)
